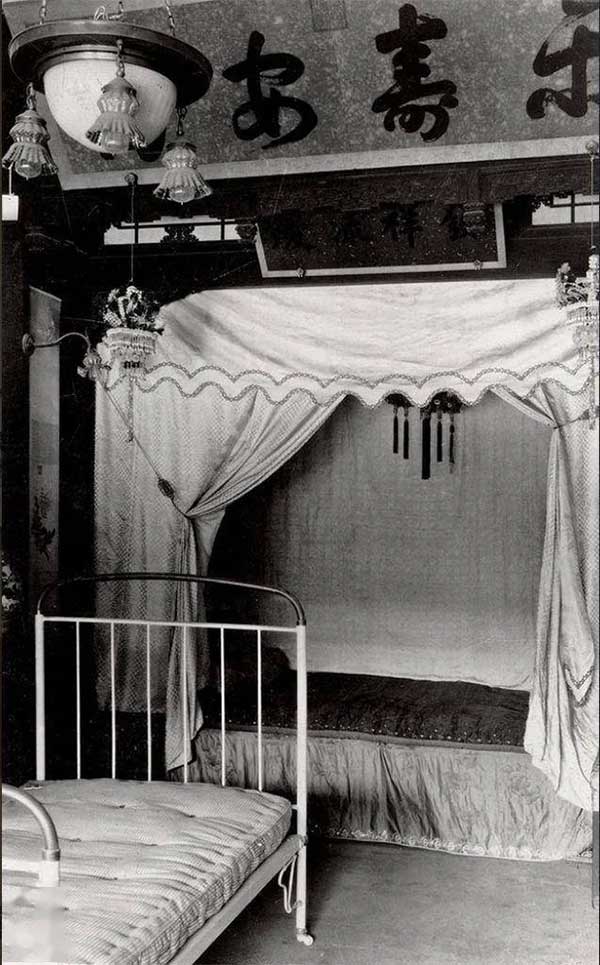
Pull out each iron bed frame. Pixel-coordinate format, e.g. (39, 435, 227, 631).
(9, 572, 314, 963)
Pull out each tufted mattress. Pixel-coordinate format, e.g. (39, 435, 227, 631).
(2, 779, 292, 965)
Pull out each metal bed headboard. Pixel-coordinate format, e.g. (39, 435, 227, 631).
(34, 573, 308, 844)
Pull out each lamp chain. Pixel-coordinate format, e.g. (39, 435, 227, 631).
(164, 0, 176, 35)
(38, 0, 47, 24)
(585, 140, 599, 250)
(591, 152, 595, 250)
(115, 39, 126, 78)
(25, 82, 37, 110)
(127, 172, 137, 284)
(176, 106, 187, 138)
(94, 3, 124, 21)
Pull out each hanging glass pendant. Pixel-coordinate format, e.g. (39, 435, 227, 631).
(154, 139, 212, 204)
(2, 83, 57, 179)
(85, 41, 145, 154)
(154, 106, 211, 204)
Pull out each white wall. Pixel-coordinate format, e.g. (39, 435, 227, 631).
(215, 393, 551, 690)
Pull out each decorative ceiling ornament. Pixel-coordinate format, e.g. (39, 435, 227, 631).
(7, 0, 212, 158)
(1, 83, 58, 180)
(154, 107, 212, 205)
(555, 141, 599, 429)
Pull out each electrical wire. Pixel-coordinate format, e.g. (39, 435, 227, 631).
(590, 150, 596, 250)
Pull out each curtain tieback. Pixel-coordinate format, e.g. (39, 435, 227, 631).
(157, 476, 191, 519)
(554, 407, 599, 430)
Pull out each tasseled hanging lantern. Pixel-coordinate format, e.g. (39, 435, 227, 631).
(556, 247, 599, 427)
(553, 142, 599, 427)
(154, 107, 212, 205)
(98, 174, 163, 389)
(85, 40, 145, 154)
(2, 83, 57, 180)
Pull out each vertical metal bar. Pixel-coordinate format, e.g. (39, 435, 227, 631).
(35, 614, 46, 781)
(146, 624, 152, 782)
(593, 808, 599, 910)
(295, 624, 308, 937)
(110, 622, 116, 779)
(296, 625, 308, 840)
(182, 626, 189, 784)
(257, 629, 263, 791)
(220, 627, 226, 787)
(75, 621, 81, 779)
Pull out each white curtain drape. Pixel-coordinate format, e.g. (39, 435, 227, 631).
(494, 386, 598, 812)
(94, 277, 597, 799)
(95, 379, 339, 768)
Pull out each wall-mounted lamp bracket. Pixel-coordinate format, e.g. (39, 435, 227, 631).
(22, 331, 91, 357)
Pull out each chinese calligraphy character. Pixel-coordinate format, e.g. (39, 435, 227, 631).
(270, 212, 314, 251)
(527, 1, 599, 118)
(223, 31, 318, 149)
(372, 4, 458, 142)
(333, 212, 369, 245)
(382, 204, 422, 247)
(440, 204, 466, 242)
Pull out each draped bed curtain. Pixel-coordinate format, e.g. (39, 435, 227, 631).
(94, 278, 598, 811)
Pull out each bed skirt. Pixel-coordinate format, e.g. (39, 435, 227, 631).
(183, 729, 592, 862)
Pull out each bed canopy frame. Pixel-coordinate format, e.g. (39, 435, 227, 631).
(45, 273, 596, 819)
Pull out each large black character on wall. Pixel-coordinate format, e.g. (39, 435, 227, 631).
(223, 31, 318, 149)
(372, 4, 458, 142)
(527, 0, 599, 119)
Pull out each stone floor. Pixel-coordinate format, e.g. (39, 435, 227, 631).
(198, 840, 598, 965)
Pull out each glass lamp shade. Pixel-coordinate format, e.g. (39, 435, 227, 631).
(43, 58, 176, 152)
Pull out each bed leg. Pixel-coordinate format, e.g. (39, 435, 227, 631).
(295, 843, 314, 946)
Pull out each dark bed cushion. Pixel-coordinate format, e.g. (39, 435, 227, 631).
(200, 672, 529, 747)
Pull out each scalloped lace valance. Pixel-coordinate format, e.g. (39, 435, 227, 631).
(105, 278, 590, 406)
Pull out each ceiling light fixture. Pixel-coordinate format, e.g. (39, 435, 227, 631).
(154, 106, 212, 205)
(2, 83, 58, 180)
(7, 1, 212, 158)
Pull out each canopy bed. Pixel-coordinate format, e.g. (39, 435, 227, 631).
(89, 275, 598, 866)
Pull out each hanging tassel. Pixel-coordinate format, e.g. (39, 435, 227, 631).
(393, 404, 399, 454)
(437, 410, 443, 462)
(449, 413, 456, 472)
(421, 411, 431, 480)
(403, 406, 410, 459)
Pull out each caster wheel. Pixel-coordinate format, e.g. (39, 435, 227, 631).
(297, 931, 314, 946)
